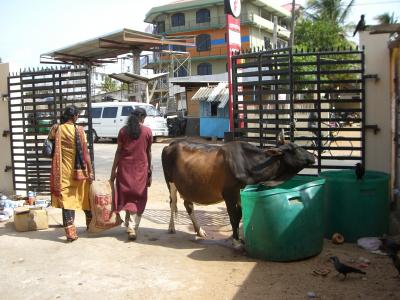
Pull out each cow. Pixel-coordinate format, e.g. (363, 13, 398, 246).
(161, 139, 315, 246)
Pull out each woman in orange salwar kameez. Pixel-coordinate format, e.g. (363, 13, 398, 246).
(48, 105, 93, 242)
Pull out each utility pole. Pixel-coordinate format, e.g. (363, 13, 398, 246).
(273, 16, 278, 48)
(289, 0, 296, 47)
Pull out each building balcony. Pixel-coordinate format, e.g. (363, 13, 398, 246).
(153, 13, 290, 39)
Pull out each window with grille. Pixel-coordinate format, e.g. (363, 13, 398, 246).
(196, 9, 210, 23)
(196, 34, 211, 51)
(197, 63, 212, 75)
(171, 13, 185, 27)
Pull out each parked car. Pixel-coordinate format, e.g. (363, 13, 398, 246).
(82, 101, 168, 142)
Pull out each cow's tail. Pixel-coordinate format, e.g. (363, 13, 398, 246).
(162, 145, 178, 217)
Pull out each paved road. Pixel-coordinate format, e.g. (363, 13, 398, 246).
(93, 140, 168, 182)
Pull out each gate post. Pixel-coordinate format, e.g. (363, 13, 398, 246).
(0, 62, 14, 194)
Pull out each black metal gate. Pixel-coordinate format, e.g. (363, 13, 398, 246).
(7, 66, 93, 194)
(232, 47, 364, 174)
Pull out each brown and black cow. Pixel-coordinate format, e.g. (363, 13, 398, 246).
(161, 139, 315, 246)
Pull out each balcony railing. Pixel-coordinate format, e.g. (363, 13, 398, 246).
(152, 13, 290, 38)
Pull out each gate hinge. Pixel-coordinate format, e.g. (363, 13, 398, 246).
(365, 124, 380, 134)
(4, 165, 12, 172)
(364, 74, 379, 81)
(2, 130, 10, 137)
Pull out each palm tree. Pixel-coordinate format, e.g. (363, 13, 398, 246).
(306, 0, 355, 24)
(304, 0, 355, 36)
(375, 12, 398, 25)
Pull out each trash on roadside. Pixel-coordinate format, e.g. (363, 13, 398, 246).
(34, 199, 49, 208)
(307, 291, 317, 298)
(332, 232, 344, 244)
(14, 207, 48, 232)
(312, 268, 331, 276)
(357, 263, 369, 269)
(357, 237, 387, 255)
(0, 210, 10, 222)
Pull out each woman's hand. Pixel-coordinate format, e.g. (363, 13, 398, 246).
(147, 167, 152, 187)
(88, 174, 94, 184)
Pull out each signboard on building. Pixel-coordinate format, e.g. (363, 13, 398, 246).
(225, 0, 241, 18)
(225, 0, 241, 131)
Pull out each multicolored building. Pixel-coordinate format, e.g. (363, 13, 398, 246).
(144, 0, 291, 77)
(144, 0, 292, 137)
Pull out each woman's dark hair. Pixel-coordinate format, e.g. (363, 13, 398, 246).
(61, 105, 80, 124)
(126, 107, 147, 140)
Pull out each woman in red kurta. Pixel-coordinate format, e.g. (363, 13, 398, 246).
(110, 108, 152, 240)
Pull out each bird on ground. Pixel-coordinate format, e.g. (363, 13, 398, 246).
(353, 15, 366, 37)
(388, 252, 400, 277)
(379, 237, 400, 255)
(330, 256, 366, 279)
(355, 163, 365, 180)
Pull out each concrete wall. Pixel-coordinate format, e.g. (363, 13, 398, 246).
(360, 32, 392, 175)
(0, 63, 14, 194)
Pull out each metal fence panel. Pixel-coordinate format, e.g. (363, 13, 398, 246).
(7, 66, 93, 194)
(232, 48, 364, 174)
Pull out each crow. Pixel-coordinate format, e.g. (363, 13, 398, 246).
(330, 256, 366, 279)
(355, 163, 365, 180)
(379, 237, 400, 255)
(353, 15, 366, 37)
(388, 252, 400, 276)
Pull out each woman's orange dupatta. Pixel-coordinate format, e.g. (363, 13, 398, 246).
(50, 125, 92, 197)
(49, 124, 62, 197)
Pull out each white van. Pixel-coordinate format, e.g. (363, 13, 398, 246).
(88, 102, 168, 142)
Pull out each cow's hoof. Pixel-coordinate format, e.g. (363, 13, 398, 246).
(197, 227, 207, 238)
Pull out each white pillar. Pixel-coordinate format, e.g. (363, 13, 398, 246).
(359, 32, 392, 175)
(0, 62, 14, 194)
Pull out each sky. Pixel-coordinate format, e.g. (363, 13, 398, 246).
(0, 0, 399, 72)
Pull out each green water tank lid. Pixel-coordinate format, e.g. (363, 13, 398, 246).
(241, 176, 325, 197)
(320, 170, 389, 183)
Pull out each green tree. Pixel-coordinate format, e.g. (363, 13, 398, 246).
(295, 19, 353, 50)
(305, 0, 355, 24)
(374, 12, 398, 24)
(295, 0, 356, 49)
(101, 76, 119, 93)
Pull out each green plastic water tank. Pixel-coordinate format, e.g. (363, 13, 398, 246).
(241, 176, 325, 262)
(320, 170, 389, 242)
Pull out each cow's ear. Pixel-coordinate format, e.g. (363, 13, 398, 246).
(265, 148, 283, 156)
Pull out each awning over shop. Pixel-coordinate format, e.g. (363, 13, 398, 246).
(191, 82, 229, 108)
